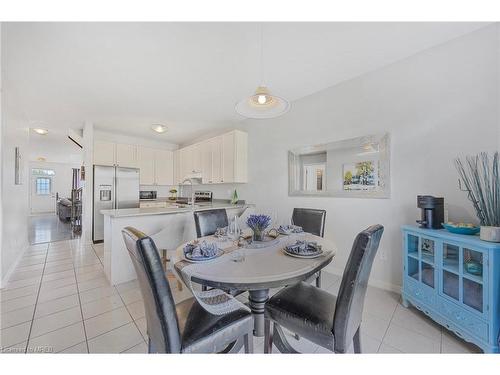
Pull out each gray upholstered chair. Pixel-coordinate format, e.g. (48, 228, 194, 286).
(193, 209, 228, 238)
(263, 224, 384, 354)
(292, 208, 326, 287)
(122, 227, 253, 353)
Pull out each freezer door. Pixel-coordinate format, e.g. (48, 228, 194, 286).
(116, 167, 140, 209)
(93, 165, 115, 242)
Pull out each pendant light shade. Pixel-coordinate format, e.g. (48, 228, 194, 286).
(235, 86, 290, 119)
(235, 24, 290, 119)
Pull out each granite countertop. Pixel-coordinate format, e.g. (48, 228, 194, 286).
(101, 201, 252, 218)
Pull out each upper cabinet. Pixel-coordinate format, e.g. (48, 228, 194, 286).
(115, 143, 137, 168)
(137, 147, 155, 185)
(93, 141, 137, 168)
(177, 130, 248, 184)
(94, 141, 175, 186)
(155, 149, 174, 186)
(93, 140, 116, 166)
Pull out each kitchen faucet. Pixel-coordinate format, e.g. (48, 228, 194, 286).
(181, 178, 197, 210)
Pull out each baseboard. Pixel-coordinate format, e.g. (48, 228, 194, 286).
(325, 265, 401, 294)
(0, 243, 29, 288)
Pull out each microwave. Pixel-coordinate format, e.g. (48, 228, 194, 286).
(139, 190, 157, 200)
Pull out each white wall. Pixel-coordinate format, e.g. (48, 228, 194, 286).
(234, 25, 500, 291)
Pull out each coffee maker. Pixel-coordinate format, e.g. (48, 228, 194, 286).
(416, 195, 444, 229)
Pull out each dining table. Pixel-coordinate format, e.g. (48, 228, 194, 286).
(173, 231, 336, 337)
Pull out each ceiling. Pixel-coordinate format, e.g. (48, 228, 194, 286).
(2, 22, 489, 145)
(28, 129, 83, 164)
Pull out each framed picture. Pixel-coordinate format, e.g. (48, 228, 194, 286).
(342, 160, 378, 191)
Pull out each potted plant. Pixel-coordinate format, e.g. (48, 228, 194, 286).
(169, 188, 177, 201)
(246, 214, 271, 242)
(455, 152, 500, 242)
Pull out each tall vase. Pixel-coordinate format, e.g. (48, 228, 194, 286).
(252, 229, 264, 242)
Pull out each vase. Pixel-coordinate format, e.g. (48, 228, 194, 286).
(252, 229, 265, 242)
(480, 226, 500, 242)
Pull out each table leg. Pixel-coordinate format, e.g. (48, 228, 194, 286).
(248, 289, 269, 337)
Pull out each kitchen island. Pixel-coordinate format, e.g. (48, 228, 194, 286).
(100, 201, 253, 285)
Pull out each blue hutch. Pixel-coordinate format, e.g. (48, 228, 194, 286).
(401, 225, 500, 353)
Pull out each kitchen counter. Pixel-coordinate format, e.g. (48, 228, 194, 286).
(101, 200, 253, 285)
(101, 200, 250, 218)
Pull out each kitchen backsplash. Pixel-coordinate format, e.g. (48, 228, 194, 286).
(140, 184, 242, 200)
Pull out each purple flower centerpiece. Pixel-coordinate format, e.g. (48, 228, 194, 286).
(246, 214, 272, 242)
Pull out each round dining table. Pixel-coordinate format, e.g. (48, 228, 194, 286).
(173, 232, 336, 337)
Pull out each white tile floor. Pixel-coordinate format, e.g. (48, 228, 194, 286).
(0, 239, 482, 354)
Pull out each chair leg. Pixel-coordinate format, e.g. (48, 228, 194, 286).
(316, 271, 322, 288)
(264, 319, 273, 353)
(244, 333, 253, 354)
(353, 326, 361, 354)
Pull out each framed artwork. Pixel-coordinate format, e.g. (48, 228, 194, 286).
(342, 160, 378, 191)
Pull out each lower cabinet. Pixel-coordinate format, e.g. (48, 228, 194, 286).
(402, 225, 500, 353)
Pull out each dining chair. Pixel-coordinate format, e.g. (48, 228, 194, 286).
(263, 224, 384, 354)
(193, 209, 229, 238)
(292, 208, 326, 287)
(122, 226, 253, 353)
(149, 227, 183, 291)
(193, 209, 229, 291)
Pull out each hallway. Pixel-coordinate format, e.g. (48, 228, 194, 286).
(28, 215, 80, 245)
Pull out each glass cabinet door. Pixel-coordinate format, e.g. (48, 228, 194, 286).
(462, 248, 485, 313)
(439, 242, 486, 316)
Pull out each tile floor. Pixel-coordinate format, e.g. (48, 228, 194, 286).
(0, 239, 482, 354)
(28, 214, 80, 245)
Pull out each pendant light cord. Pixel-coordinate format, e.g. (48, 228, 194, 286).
(260, 22, 264, 86)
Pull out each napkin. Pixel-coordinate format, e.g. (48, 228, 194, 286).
(183, 241, 220, 260)
(285, 240, 322, 255)
(279, 224, 304, 234)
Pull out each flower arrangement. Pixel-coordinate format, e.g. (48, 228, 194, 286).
(246, 214, 271, 241)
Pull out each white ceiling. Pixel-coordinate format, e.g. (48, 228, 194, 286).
(27, 129, 83, 164)
(2, 22, 489, 145)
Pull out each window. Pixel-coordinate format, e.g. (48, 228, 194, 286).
(36, 177, 51, 195)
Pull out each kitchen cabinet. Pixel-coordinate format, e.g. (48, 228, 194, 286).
(93, 140, 116, 166)
(176, 130, 248, 184)
(155, 149, 174, 185)
(137, 146, 174, 186)
(137, 147, 155, 185)
(115, 143, 137, 168)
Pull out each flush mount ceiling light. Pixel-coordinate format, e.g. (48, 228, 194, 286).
(151, 124, 168, 133)
(32, 128, 49, 135)
(235, 24, 290, 119)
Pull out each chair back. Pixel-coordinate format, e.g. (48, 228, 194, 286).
(122, 227, 181, 353)
(193, 209, 228, 238)
(292, 208, 326, 237)
(332, 224, 384, 353)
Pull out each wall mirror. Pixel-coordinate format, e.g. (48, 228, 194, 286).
(288, 133, 390, 198)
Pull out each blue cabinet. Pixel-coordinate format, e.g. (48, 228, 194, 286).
(402, 225, 500, 353)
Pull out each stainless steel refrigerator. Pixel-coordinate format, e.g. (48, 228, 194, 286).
(93, 165, 140, 243)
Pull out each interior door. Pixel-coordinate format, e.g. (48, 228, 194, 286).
(30, 170, 56, 214)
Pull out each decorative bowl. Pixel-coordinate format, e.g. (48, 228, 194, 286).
(465, 261, 483, 276)
(442, 223, 480, 235)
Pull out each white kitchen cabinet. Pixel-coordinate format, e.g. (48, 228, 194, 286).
(154, 149, 174, 185)
(201, 140, 213, 184)
(115, 143, 137, 168)
(176, 129, 248, 184)
(93, 140, 116, 166)
(211, 136, 223, 183)
(137, 147, 155, 185)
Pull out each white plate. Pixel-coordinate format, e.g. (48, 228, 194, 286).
(183, 248, 224, 262)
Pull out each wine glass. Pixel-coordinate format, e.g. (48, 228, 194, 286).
(227, 215, 242, 245)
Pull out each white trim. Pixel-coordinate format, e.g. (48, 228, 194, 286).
(0, 243, 28, 288)
(325, 264, 401, 294)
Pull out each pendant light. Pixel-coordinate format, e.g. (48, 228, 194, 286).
(235, 24, 290, 119)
